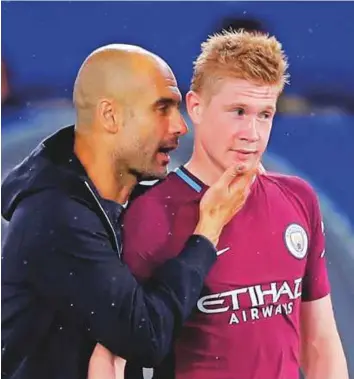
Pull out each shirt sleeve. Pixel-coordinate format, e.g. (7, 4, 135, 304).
(301, 192, 330, 301)
(15, 190, 216, 366)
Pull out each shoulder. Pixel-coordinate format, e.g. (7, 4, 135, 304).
(3, 188, 119, 271)
(122, 173, 187, 256)
(125, 173, 182, 222)
(261, 172, 319, 205)
(12, 188, 107, 244)
(259, 172, 322, 225)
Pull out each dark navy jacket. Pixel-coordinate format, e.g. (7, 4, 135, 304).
(1, 126, 217, 379)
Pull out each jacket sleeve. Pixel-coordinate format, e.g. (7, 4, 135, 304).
(16, 191, 216, 366)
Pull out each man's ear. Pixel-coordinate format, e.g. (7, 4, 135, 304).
(186, 91, 203, 125)
(98, 99, 122, 133)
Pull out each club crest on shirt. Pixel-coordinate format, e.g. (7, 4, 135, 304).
(284, 223, 308, 259)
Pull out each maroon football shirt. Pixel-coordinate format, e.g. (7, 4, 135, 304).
(123, 166, 330, 379)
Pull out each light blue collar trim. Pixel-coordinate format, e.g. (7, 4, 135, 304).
(174, 167, 202, 193)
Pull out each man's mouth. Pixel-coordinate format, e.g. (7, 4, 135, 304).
(229, 148, 258, 162)
(158, 146, 175, 154)
(158, 142, 179, 155)
(231, 148, 257, 154)
(156, 143, 178, 164)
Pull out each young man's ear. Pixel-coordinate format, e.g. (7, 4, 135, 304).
(186, 91, 203, 125)
(98, 99, 122, 133)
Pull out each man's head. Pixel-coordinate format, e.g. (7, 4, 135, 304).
(73, 44, 187, 182)
(186, 30, 289, 175)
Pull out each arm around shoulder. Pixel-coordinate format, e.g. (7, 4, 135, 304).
(19, 190, 216, 365)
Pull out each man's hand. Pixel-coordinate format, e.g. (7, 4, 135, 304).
(194, 164, 258, 246)
(87, 163, 266, 378)
(88, 343, 126, 379)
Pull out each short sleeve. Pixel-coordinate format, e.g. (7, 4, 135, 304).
(301, 193, 330, 301)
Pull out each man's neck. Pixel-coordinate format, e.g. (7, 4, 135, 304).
(111, 170, 137, 205)
(185, 148, 256, 187)
(74, 136, 137, 205)
(185, 149, 226, 187)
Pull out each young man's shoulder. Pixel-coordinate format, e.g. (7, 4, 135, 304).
(260, 171, 318, 205)
(128, 171, 186, 210)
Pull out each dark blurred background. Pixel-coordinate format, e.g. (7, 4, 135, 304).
(1, 2, 354, 377)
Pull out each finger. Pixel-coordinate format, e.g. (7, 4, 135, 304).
(215, 164, 245, 188)
(229, 166, 258, 191)
(114, 357, 126, 379)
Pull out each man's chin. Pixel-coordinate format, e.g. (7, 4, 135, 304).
(225, 158, 259, 175)
(137, 167, 168, 182)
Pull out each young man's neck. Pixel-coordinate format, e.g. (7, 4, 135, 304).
(185, 148, 257, 187)
(185, 149, 226, 187)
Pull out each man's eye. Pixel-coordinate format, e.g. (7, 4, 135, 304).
(234, 108, 245, 116)
(259, 112, 272, 120)
(158, 105, 170, 115)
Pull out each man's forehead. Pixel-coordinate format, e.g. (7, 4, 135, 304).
(151, 75, 181, 102)
(167, 84, 182, 102)
(133, 62, 180, 104)
(221, 78, 280, 98)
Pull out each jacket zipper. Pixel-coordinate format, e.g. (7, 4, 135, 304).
(84, 181, 122, 258)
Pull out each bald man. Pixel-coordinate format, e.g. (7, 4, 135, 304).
(1, 44, 256, 379)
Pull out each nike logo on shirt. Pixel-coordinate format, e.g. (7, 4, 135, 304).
(216, 247, 231, 256)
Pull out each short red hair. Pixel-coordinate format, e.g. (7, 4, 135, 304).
(191, 30, 290, 97)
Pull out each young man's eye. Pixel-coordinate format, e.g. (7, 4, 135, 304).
(234, 108, 245, 116)
(260, 112, 272, 120)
